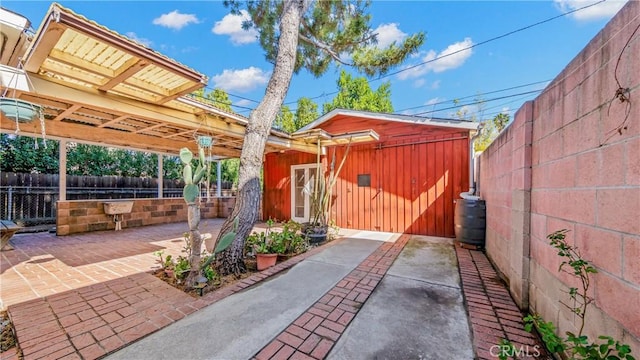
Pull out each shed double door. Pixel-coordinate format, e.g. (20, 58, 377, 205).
(332, 137, 467, 237)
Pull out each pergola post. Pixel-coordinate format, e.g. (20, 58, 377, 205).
(216, 161, 222, 198)
(157, 154, 163, 198)
(59, 139, 67, 201)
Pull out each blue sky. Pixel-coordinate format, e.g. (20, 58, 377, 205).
(3, 0, 629, 121)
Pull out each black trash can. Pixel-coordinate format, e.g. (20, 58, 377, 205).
(454, 198, 486, 247)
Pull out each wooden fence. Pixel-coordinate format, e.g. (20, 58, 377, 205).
(0, 173, 233, 226)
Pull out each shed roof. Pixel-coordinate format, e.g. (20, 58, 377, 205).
(295, 108, 480, 135)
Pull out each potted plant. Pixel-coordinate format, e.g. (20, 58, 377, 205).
(303, 140, 352, 244)
(275, 220, 307, 260)
(247, 219, 280, 270)
(250, 230, 278, 270)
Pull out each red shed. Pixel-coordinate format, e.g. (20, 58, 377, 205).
(263, 109, 478, 237)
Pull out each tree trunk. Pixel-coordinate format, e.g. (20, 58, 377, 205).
(215, 0, 307, 276)
(185, 202, 203, 288)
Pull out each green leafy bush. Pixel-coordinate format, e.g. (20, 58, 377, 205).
(508, 230, 635, 360)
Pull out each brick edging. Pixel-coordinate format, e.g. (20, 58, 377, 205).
(455, 245, 549, 360)
(253, 234, 411, 360)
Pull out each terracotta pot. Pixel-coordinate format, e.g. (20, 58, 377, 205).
(256, 253, 278, 271)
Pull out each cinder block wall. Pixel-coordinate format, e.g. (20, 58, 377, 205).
(57, 197, 236, 235)
(480, 1, 639, 351)
(478, 101, 534, 310)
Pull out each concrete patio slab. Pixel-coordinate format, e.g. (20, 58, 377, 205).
(386, 235, 461, 288)
(327, 236, 473, 359)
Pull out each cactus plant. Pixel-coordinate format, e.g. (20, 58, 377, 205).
(180, 147, 207, 203)
(179, 147, 210, 288)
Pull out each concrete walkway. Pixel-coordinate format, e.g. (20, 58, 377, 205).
(109, 234, 476, 360)
(108, 236, 387, 360)
(328, 236, 473, 359)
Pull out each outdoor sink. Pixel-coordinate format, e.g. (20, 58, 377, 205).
(103, 201, 134, 231)
(103, 201, 134, 215)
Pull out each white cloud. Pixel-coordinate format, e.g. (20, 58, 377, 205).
(430, 80, 441, 90)
(425, 97, 442, 106)
(501, 107, 510, 114)
(398, 38, 474, 80)
(125, 32, 153, 47)
(413, 79, 426, 88)
(153, 10, 200, 30)
(554, 0, 628, 21)
(234, 99, 254, 107)
(212, 67, 270, 92)
(181, 46, 198, 53)
(373, 23, 407, 48)
(212, 10, 259, 45)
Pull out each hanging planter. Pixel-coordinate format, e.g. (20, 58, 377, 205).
(197, 135, 213, 148)
(0, 98, 42, 123)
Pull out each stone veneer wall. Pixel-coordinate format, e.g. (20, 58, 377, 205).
(479, 1, 639, 352)
(56, 197, 236, 235)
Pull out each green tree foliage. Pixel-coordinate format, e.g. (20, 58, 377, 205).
(323, 70, 393, 113)
(294, 97, 319, 130)
(475, 113, 511, 152)
(0, 135, 59, 173)
(221, 158, 240, 186)
(493, 113, 509, 132)
(274, 98, 319, 133)
(192, 88, 234, 112)
(275, 105, 296, 133)
(1, 134, 183, 179)
(214, 0, 424, 275)
(234, 1, 425, 77)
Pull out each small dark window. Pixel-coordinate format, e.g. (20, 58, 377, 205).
(357, 174, 371, 187)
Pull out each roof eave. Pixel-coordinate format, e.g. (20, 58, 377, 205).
(295, 108, 479, 133)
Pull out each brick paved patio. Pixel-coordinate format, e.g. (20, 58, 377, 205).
(1, 222, 547, 360)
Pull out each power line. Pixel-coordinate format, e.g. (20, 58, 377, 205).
(187, 92, 255, 111)
(288, 0, 606, 105)
(395, 79, 550, 113)
(373, 0, 607, 82)
(412, 89, 543, 116)
(203, 85, 261, 104)
(205, 0, 604, 116)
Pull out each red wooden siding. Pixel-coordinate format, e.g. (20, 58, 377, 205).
(326, 133, 469, 237)
(263, 118, 470, 237)
(263, 151, 317, 221)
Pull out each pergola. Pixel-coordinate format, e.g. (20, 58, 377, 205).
(0, 3, 319, 200)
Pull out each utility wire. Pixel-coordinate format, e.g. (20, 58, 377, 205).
(413, 89, 543, 116)
(395, 79, 550, 113)
(373, 0, 607, 82)
(283, 0, 605, 107)
(206, 0, 604, 114)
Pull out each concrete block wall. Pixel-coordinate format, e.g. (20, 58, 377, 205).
(479, 101, 534, 310)
(480, 1, 639, 352)
(56, 197, 236, 235)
